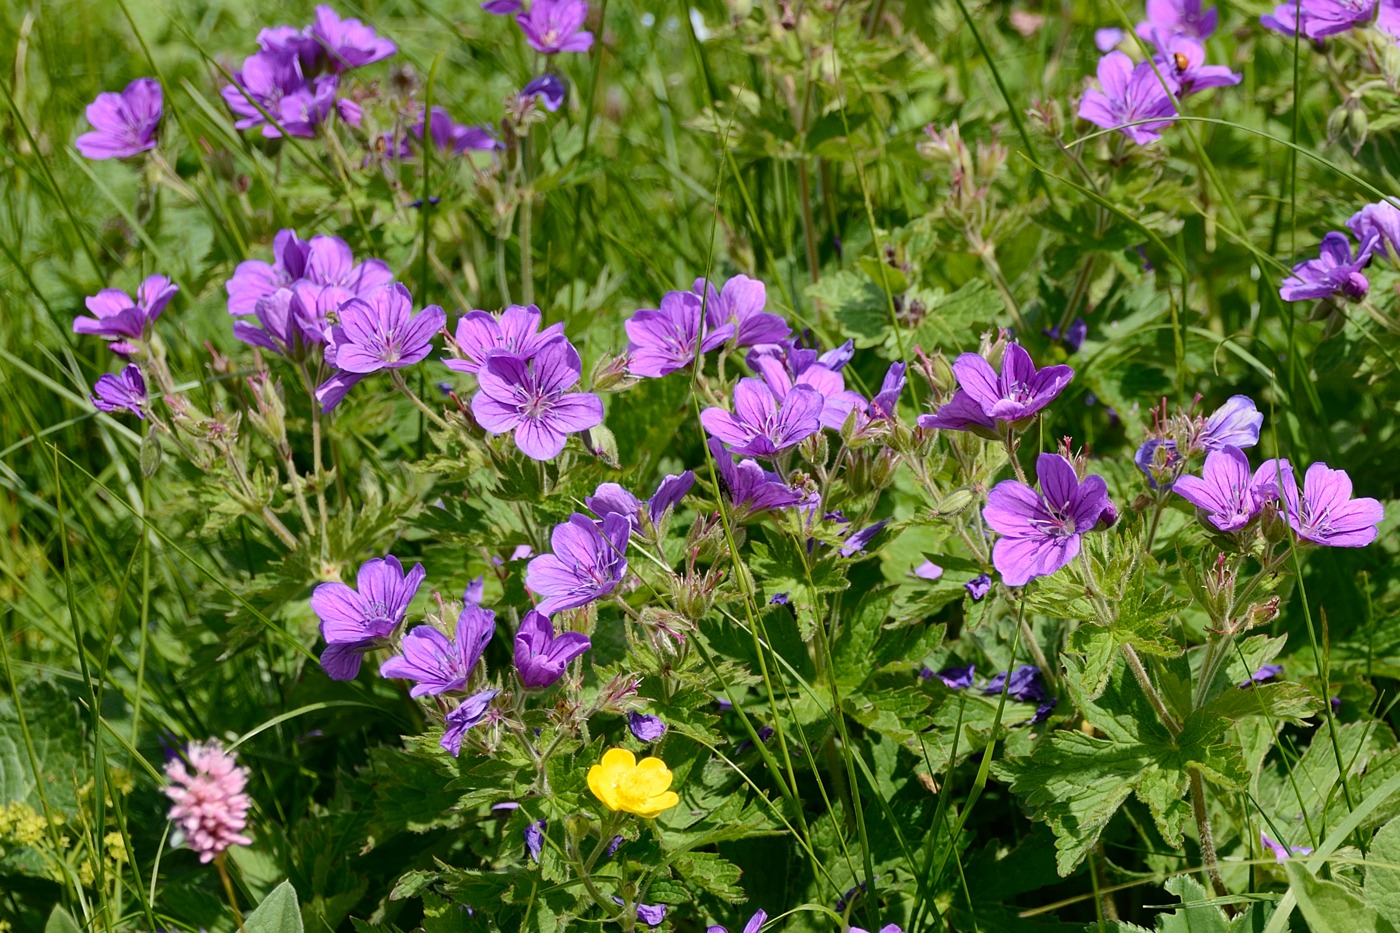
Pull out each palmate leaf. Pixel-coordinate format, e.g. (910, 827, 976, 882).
(1367, 816, 1400, 928)
(1288, 861, 1400, 933)
(748, 534, 847, 641)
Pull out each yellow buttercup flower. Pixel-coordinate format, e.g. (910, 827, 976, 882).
(587, 748, 680, 818)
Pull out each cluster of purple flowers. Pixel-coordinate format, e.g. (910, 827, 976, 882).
(75, 274, 180, 419)
(923, 663, 1056, 724)
(222, 6, 394, 138)
(1279, 200, 1400, 303)
(481, 0, 594, 55)
(1078, 0, 1239, 145)
(1261, 0, 1400, 41)
(1135, 395, 1263, 490)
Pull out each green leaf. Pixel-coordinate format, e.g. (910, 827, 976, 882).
(1193, 682, 1319, 729)
(808, 270, 887, 349)
(1155, 874, 1254, 933)
(245, 880, 304, 933)
(44, 906, 82, 933)
(673, 851, 745, 902)
(906, 279, 1004, 354)
(1287, 860, 1399, 933)
(1366, 815, 1400, 927)
(748, 535, 847, 640)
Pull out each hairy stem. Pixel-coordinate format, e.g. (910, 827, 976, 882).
(1190, 769, 1229, 898)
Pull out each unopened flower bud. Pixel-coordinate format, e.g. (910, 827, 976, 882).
(586, 425, 620, 469)
(590, 353, 634, 393)
(936, 486, 978, 517)
(1260, 502, 1291, 544)
(1243, 596, 1281, 631)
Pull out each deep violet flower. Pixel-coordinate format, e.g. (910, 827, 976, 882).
(1156, 36, 1241, 95)
(441, 689, 499, 756)
(76, 77, 162, 160)
(649, 471, 695, 524)
(1078, 51, 1179, 145)
(379, 601, 495, 696)
(626, 290, 734, 377)
(75, 275, 178, 344)
(311, 555, 426, 680)
(92, 364, 147, 419)
(517, 0, 594, 54)
(513, 609, 592, 687)
(1136, 0, 1218, 42)
(694, 274, 791, 348)
(707, 910, 768, 933)
(849, 926, 903, 933)
(1172, 446, 1281, 532)
(983, 454, 1112, 587)
(628, 712, 667, 742)
(483, 0, 523, 12)
(1240, 663, 1284, 687)
(411, 107, 501, 154)
(163, 741, 253, 863)
(586, 473, 695, 530)
(701, 378, 823, 457)
(521, 74, 567, 111)
(610, 897, 666, 928)
(1261, 831, 1314, 862)
(1198, 395, 1263, 452)
(984, 665, 1049, 703)
(1279, 232, 1376, 301)
(1135, 438, 1181, 490)
(445, 304, 565, 375)
(934, 663, 975, 690)
(525, 513, 630, 614)
(1348, 200, 1400, 263)
(525, 819, 546, 861)
(965, 574, 992, 600)
(471, 338, 604, 460)
(917, 344, 1072, 437)
(708, 439, 807, 518)
(1262, 459, 1384, 547)
(310, 5, 397, 71)
(1262, 0, 1375, 38)
(840, 519, 890, 557)
(317, 284, 447, 412)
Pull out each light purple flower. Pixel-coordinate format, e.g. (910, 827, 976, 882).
(701, 378, 823, 457)
(517, 0, 594, 54)
(1095, 27, 1124, 51)
(1172, 446, 1280, 532)
(310, 5, 397, 71)
(312, 555, 426, 680)
(708, 439, 807, 518)
(257, 24, 323, 71)
(1078, 51, 1179, 145)
(840, 519, 890, 557)
(1261, 831, 1313, 862)
(521, 74, 567, 111)
(914, 560, 944, 581)
(1240, 663, 1283, 687)
(1265, 460, 1383, 547)
(965, 574, 992, 600)
(525, 513, 630, 614)
(411, 107, 502, 154)
(917, 344, 1073, 437)
(525, 819, 546, 861)
(868, 363, 907, 421)
(92, 364, 147, 419)
(226, 229, 310, 316)
(649, 471, 695, 524)
(610, 897, 666, 928)
(1262, 0, 1375, 37)
(234, 284, 348, 358)
(694, 274, 791, 348)
(752, 356, 861, 432)
(1199, 396, 1263, 451)
(1348, 200, 1400, 263)
(441, 689, 499, 756)
(379, 601, 495, 696)
(75, 275, 178, 344)
(586, 483, 643, 527)
(471, 338, 604, 460)
(445, 304, 565, 375)
(513, 609, 592, 687)
(76, 77, 162, 160)
(708, 910, 768, 933)
(317, 284, 447, 412)
(221, 50, 308, 135)
(983, 453, 1112, 587)
(1279, 232, 1376, 302)
(1136, 0, 1218, 42)
(628, 712, 667, 742)
(626, 290, 734, 378)
(304, 234, 396, 294)
(1382, 0, 1400, 36)
(1156, 36, 1241, 95)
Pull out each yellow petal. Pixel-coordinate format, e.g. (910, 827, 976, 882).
(600, 747, 636, 774)
(587, 763, 620, 811)
(630, 790, 680, 818)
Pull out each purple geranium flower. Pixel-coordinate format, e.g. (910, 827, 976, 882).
(610, 898, 666, 928)
(304, 234, 396, 294)
(1198, 395, 1262, 452)
(226, 230, 391, 317)
(586, 483, 643, 527)
(1262, 0, 1375, 37)
(1135, 438, 1181, 490)
(625, 290, 734, 378)
(1172, 446, 1281, 532)
(707, 910, 768, 933)
(694, 274, 791, 348)
(840, 519, 890, 557)
(1240, 663, 1283, 687)
(1095, 27, 1125, 50)
(92, 364, 147, 419)
(445, 304, 565, 375)
(441, 689, 499, 756)
(708, 440, 807, 518)
(521, 74, 567, 111)
(934, 663, 975, 689)
(273, 73, 340, 138)
(1156, 36, 1241, 95)
(965, 574, 992, 600)
(471, 338, 604, 460)
(1262, 459, 1384, 547)
(483, 0, 522, 12)
(701, 378, 823, 457)
(317, 284, 447, 412)
(918, 344, 1073, 437)
(311, 555, 426, 680)
(234, 285, 345, 358)
(76, 77, 162, 160)
(1136, 0, 1218, 42)
(226, 229, 310, 316)
(752, 356, 861, 432)
(221, 50, 307, 135)
(379, 600, 495, 696)
(984, 665, 1049, 703)
(1348, 200, 1400, 263)
(1280, 232, 1376, 302)
(411, 107, 501, 154)
(1261, 831, 1313, 863)
(75, 275, 178, 345)
(513, 610, 592, 688)
(628, 712, 667, 742)
(983, 453, 1112, 587)
(914, 560, 944, 581)
(310, 5, 397, 71)
(649, 471, 695, 524)
(1078, 51, 1179, 145)
(517, 0, 594, 54)
(525, 819, 546, 861)
(525, 513, 630, 614)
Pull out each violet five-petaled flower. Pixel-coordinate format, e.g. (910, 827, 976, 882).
(514, 610, 592, 688)
(317, 283, 447, 412)
(471, 337, 604, 460)
(525, 513, 630, 614)
(701, 378, 823, 457)
(379, 600, 495, 696)
(1279, 231, 1376, 302)
(1137, 0, 1218, 42)
(628, 712, 668, 742)
(1263, 459, 1384, 547)
(1261, 0, 1375, 38)
(694, 274, 791, 348)
(516, 0, 594, 54)
(446, 303, 565, 375)
(163, 740, 253, 863)
(707, 439, 807, 518)
(311, 555, 426, 680)
(441, 688, 499, 756)
(76, 77, 162, 160)
(1172, 446, 1282, 533)
(983, 453, 1112, 587)
(521, 73, 568, 111)
(1078, 51, 1179, 145)
(411, 106, 501, 154)
(919, 344, 1073, 438)
(1348, 200, 1400, 264)
(625, 290, 734, 378)
(965, 574, 992, 601)
(92, 364, 148, 419)
(1197, 395, 1263, 451)
(76, 275, 179, 346)
(226, 229, 393, 317)
(752, 355, 862, 433)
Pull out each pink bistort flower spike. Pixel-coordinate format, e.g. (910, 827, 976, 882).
(163, 740, 253, 863)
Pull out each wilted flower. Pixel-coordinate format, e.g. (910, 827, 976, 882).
(525, 819, 546, 861)
(1279, 231, 1376, 302)
(917, 344, 1072, 437)
(965, 574, 992, 600)
(983, 454, 1112, 587)
(75, 77, 162, 160)
(701, 378, 823, 457)
(525, 513, 630, 614)
(521, 74, 567, 111)
(628, 712, 667, 742)
(311, 555, 426, 680)
(625, 290, 734, 378)
(588, 748, 680, 817)
(379, 600, 495, 696)
(92, 364, 148, 419)
(513, 610, 592, 687)
(471, 338, 604, 460)
(163, 741, 253, 863)
(708, 439, 808, 517)
(1078, 51, 1178, 145)
(483, 0, 522, 12)
(840, 519, 890, 557)
(441, 689, 499, 756)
